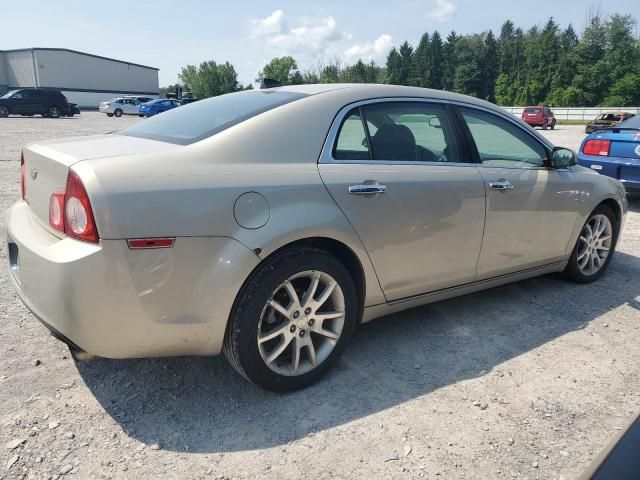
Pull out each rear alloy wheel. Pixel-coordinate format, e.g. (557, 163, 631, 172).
(224, 247, 358, 391)
(0, 106, 9, 118)
(563, 205, 618, 283)
(114, 109, 123, 118)
(48, 105, 61, 118)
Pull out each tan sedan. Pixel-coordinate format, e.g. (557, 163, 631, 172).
(7, 84, 627, 391)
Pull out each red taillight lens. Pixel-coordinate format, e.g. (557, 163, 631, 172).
(20, 151, 25, 200)
(49, 190, 65, 231)
(583, 139, 611, 156)
(63, 171, 99, 243)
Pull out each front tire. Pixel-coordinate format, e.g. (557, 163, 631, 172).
(563, 205, 619, 283)
(223, 247, 358, 392)
(114, 109, 123, 118)
(48, 105, 61, 118)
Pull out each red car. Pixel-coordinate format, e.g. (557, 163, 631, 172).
(522, 106, 556, 130)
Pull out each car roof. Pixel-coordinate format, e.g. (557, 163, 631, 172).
(266, 83, 507, 114)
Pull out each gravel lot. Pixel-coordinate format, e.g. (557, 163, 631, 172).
(1, 115, 639, 480)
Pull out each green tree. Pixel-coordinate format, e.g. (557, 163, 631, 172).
(385, 48, 403, 84)
(178, 61, 240, 98)
(442, 31, 459, 91)
(257, 56, 300, 85)
(483, 30, 499, 101)
(429, 31, 445, 89)
(411, 33, 431, 87)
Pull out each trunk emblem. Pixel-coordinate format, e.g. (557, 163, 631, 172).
(30, 167, 38, 180)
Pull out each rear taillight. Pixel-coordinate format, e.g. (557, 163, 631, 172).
(583, 139, 611, 156)
(20, 151, 25, 200)
(49, 190, 65, 232)
(48, 171, 99, 242)
(64, 171, 99, 243)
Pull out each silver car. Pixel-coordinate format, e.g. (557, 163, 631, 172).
(98, 97, 142, 117)
(7, 84, 627, 391)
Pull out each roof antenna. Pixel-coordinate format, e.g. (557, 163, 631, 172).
(260, 78, 283, 89)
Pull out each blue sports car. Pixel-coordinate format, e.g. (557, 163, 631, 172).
(578, 115, 640, 193)
(139, 98, 182, 117)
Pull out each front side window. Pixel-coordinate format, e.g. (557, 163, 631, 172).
(333, 102, 460, 163)
(461, 108, 547, 167)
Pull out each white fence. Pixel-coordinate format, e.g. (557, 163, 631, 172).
(502, 107, 640, 121)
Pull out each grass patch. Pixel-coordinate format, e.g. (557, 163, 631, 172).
(555, 120, 588, 126)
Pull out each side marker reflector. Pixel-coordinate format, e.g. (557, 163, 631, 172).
(127, 238, 175, 249)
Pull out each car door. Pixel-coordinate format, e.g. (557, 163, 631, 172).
(319, 100, 486, 301)
(124, 99, 139, 115)
(457, 106, 579, 279)
(9, 90, 30, 114)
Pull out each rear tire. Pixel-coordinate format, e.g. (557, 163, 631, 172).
(550, 120, 556, 130)
(563, 204, 619, 283)
(106, 113, 114, 117)
(223, 247, 358, 392)
(114, 109, 123, 118)
(0, 106, 9, 118)
(542, 121, 548, 130)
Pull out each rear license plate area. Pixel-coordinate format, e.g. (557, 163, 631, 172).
(619, 166, 640, 182)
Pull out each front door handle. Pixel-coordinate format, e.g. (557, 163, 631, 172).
(489, 180, 514, 191)
(349, 184, 387, 195)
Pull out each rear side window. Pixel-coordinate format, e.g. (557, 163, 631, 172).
(461, 108, 547, 167)
(120, 90, 307, 145)
(333, 102, 460, 163)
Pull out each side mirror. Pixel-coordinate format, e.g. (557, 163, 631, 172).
(428, 117, 442, 129)
(551, 147, 576, 168)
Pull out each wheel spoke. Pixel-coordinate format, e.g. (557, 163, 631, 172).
(258, 324, 289, 344)
(578, 252, 589, 269)
(266, 336, 293, 365)
(306, 339, 317, 367)
(290, 338, 301, 375)
(301, 271, 321, 307)
(314, 311, 345, 322)
(315, 280, 337, 308)
(577, 249, 589, 261)
(268, 299, 290, 318)
(283, 281, 301, 308)
(313, 326, 339, 340)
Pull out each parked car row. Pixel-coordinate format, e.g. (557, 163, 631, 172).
(0, 88, 79, 118)
(99, 97, 184, 118)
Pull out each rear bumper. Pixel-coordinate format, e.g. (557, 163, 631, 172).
(7, 201, 260, 358)
(577, 155, 640, 193)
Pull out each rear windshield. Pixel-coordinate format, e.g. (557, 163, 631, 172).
(618, 115, 640, 130)
(524, 108, 542, 114)
(119, 90, 307, 145)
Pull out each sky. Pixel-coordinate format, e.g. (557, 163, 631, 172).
(2, 0, 639, 87)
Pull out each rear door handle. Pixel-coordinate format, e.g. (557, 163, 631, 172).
(349, 184, 387, 195)
(489, 180, 514, 191)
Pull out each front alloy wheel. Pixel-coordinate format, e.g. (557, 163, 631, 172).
(564, 205, 618, 283)
(576, 214, 612, 276)
(224, 247, 357, 391)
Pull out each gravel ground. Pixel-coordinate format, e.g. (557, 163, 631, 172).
(1, 116, 639, 480)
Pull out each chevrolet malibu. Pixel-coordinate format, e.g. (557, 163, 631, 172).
(7, 84, 627, 391)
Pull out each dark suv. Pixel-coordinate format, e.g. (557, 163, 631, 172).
(522, 106, 556, 130)
(0, 88, 71, 118)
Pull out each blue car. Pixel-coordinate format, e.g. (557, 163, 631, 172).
(139, 98, 182, 117)
(577, 115, 640, 193)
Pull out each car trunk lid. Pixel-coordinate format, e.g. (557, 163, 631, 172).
(23, 134, 181, 237)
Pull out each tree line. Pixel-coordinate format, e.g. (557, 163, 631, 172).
(168, 13, 640, 107)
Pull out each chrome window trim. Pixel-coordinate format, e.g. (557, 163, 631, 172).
(318, 96, 554, 168)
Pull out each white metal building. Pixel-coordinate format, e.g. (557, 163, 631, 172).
(0, 48, 159, 108)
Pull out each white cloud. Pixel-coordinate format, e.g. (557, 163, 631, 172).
(426, 0, 456, 22)
(249, 11, 350, 57)
(344, 34, 394, 62)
